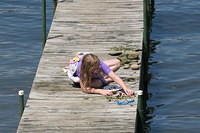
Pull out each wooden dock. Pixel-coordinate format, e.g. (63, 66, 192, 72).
(17, 0, 143, 132)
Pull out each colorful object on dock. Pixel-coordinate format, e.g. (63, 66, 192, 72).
(104, 84, 135, 105)
(116, 99, 135, 105)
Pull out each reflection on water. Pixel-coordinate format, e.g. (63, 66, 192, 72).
(146, 0, 200, 133)
(0, 0, 54, 132)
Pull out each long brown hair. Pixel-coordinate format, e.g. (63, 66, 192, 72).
(80, 54, 101, 88)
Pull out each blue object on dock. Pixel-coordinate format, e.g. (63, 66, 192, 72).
(116, 99, 135, 105)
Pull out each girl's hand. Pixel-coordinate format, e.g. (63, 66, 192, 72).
(124, 89, 134, 96)
(100, 90, 113, 96)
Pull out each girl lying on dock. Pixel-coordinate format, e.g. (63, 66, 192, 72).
(67, 53, 134, 96)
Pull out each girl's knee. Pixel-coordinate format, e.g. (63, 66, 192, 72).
(115, 59, 121, 67)
(113, 59, 121, 70)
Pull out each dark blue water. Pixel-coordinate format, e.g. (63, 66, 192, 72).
(146, 0, 200, 133)
(0, 0, 54, 132)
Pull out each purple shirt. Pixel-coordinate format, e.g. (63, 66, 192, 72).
(75, 59, 111, 77)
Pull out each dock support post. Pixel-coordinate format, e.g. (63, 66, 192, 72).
(18, 90, 25, 117)
(137, 90, 145, 126)
(42, 0, 47, 49)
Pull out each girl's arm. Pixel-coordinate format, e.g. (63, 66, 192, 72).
(80, 81, 113, 96)
(108, 71, 134, 96)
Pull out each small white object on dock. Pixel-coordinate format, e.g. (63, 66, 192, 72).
(135, 90, 143, 96)
(18, 90, 24, 96)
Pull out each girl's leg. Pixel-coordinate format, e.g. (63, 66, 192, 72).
(103, 59, 121, 72)
(103, 59, 121, 83)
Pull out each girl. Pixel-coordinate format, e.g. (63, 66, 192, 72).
(74, 53, 134, 96)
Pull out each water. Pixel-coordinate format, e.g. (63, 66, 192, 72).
(0, 0, 54, 132)
(146, 0, 200, 133)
